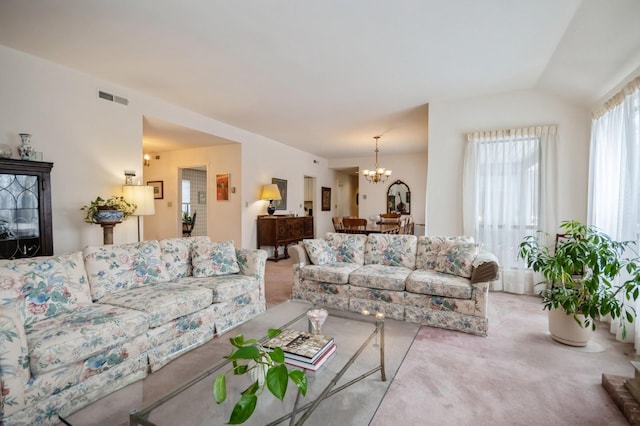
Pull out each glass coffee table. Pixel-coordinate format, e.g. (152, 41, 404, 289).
(129, 304, 385, 426)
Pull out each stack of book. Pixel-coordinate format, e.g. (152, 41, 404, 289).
(264, 329, 336, 371)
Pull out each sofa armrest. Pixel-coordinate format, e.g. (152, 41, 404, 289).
(0, 306, 30, 417)
(236, 248, 268, 309)
(289, 243, 309, 266)
(470, 249, 500, 284)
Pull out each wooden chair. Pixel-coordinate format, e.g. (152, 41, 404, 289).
(342, 217, 367, 229)
(332, 217, 343, 231)
(379, 213, 402, 224)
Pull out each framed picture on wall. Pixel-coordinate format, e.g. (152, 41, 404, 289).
(198, 191, 206, 204)
(272, 178, 287, 210)
(216, 173, 229, 201)
(147, 181, 164, 199)
(321, 187, 331, 211)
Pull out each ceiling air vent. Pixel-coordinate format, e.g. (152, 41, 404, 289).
(98, 90, 129, 106)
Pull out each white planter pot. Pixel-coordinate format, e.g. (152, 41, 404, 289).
(548, 308, 594, 347)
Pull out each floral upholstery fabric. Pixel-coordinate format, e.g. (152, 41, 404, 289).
(349, 264, 412, 291)
(404, 306, 488, 336)
(236, 248, 268, 309)
(178, 274, 259, 303)
(97, 282, 212, 328)
(296, 279, 351, 297)
(432, 240, 478, 278)
(300, 262, 361, 284)
(212, 292, 264, 335)
(415, 236, 474, 270)
(0, 306, 30, 416)
(364, 234, 417, 268)
(191, 240, 240, 277)
(160, 236, 210, 280)
(302, 239, 336, 265)
(324, 232, 367, 265)
(349, 286, 405, 304)
(404, 292, 477, 316)
(83, 241, 170, 301)
(348, 297, 405, 321)
(292, 289, 350, 311)
(0, 252, 91, 326)
(26, 303, 148, 375)
(406, 270, 473, 299)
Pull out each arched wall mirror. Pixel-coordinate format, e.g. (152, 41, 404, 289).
(387, 180, 411, 214)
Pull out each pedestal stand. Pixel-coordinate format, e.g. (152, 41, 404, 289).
(99, 222, 120, 245)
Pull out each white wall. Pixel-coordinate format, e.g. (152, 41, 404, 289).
(427, 89, 590, 236)
(0, 45, 336, 253)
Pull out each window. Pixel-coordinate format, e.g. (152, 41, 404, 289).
(463, 126, 557, 294)
(181, 179, 191, 216)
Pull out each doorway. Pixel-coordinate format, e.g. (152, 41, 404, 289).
(304, 176, 316, 217)
(179, 166, 207, 237)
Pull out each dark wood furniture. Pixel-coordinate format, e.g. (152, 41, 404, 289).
(257, 215, 314, 261)
(338, 223, 400, 235)
(0, 158, 54, 259)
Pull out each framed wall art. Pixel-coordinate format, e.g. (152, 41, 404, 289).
(321, 187, 331, 211)
(272, 177, 287, 210)
(147, 181, 164, 199)
(216, 173, 229, 201)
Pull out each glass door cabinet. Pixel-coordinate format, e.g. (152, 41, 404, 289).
(0, 158, 53, 259)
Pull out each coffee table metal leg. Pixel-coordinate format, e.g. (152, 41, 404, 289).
(378, 320, 386, 381)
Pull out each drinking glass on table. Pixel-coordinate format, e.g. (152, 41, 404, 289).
(307, 308, 328, 335)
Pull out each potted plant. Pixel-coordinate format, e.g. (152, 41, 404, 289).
(181, 210, 192, 224)
(518, 220, 640, 346)
(81, 195, 137, 224)
(214, 329, 308, 424)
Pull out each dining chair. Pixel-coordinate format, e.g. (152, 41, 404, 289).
(182, 212, 197, 237)
(332, 217, 343, 231)
(342, 218, 367, 231)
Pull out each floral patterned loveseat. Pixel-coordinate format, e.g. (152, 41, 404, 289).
(290, 233, 499, 336)
(0, 236, 266, 426)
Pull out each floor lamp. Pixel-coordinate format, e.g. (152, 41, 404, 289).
(122, 185, 156, 242)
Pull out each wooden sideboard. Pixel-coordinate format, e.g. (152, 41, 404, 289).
(257, 215, 314, 261)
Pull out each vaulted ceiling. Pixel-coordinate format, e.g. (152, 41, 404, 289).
(1, 1, 639, 158)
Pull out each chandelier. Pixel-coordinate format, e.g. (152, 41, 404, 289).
(362, 136, 392, 183)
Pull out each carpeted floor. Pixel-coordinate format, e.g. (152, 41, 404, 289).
(60, 258, 638, 425)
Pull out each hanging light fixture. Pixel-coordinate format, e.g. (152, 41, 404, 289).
(362, 136, 392, 183)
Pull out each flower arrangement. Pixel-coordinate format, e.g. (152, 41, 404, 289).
(81, 195, 137, 224)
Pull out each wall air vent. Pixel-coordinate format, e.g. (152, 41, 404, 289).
(98, 90, 129, 106)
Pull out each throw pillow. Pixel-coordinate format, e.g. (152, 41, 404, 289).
(303, 239, 336, 265)
(192, 240, 240, 277)
(433, 241, 478, 278)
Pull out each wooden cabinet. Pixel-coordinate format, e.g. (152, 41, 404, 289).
(0, 158, 54, 259)
(257, 215, 314, 261)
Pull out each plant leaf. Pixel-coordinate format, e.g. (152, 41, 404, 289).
(270, 347, 285, 363)
(229, 346, 261, 360)
(241, 380, 260, 396)
(268, 328, 282, 339)
(289, 369, 308, 396)
(213, 374, 226, 404)
(266, 364, 289, 401)
(228, 394, 258, 424)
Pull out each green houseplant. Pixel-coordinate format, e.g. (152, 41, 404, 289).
(518, 220, 640, 342)
(81, 195, 137, 224)
(213, 329, 308, 424)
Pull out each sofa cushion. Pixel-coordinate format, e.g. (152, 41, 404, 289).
(26, 303, 148, 375)
(364, 234, 417, 269)
(84, 241, 171, 301)
(301, 262, 361, 284)
(325, 233, 367, 265)
(349, 264, 412, 291)
(160, 236, 211, 280)
(404, 292, 477, 316)
(178, 274, 259, 303)
(191, 240, 240, 277)
(406, 269, 473, 299)
(0, 252, 92, 327)
(303, 239, 336, 265)
(432, 241, 478, 278)
(98, 282, 213, 328)
(415, 236, 475, 270)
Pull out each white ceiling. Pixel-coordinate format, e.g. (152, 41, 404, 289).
(1, 0, 639, 159)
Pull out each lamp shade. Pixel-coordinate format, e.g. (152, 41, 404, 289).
(122, 185, 156, 216)
(261, 184, 282, 201)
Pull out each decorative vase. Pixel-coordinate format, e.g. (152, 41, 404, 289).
(18, 133, 33, 160)
(93, 208, 124, 224)
(0, 144, 12, 159)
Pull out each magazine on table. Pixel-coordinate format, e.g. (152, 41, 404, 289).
(264, 328, 335, 363)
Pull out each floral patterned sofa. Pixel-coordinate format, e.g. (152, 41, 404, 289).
(290, 233, 499, 336)
(0, 237, 266, 426)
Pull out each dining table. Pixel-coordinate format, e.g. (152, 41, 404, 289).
(338, 223, 400, 235)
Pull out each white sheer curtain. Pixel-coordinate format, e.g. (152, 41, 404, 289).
(463, 126, 558, 294)
(588, 76, 640, 348)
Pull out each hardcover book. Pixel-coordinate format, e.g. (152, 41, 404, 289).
(264, 329, 334, 363)
(285, 344, 337, 371)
